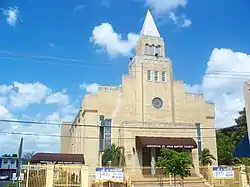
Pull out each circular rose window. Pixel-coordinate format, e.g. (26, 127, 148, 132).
(152, 97, 163, 109)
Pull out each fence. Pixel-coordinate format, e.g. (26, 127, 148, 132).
(16, 165, 248, 187)
(123, 165, 248, 187)
(200, 166, 242, 187)
(19, 163, 88, 187)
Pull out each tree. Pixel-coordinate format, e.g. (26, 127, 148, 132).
(156, 148, 193, 186)
(23, 151, 35, 160)
(102, 144, 125, 167)
(216, 131, 238, 165)
(199, 148, 216, 166)
(216, 108, 250, 165)
(2, 154, 17, 157)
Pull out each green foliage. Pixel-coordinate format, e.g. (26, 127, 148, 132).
(156, 148, 193, 178)
(216, 108, 250, 165)
(102, 144, 126, 167)
(2, 154, 17, 157)
(23, 151, 35, 159)
(199, 148, 216, 166)
(6, 184, 16, 187)
(216, 131, 238, 165)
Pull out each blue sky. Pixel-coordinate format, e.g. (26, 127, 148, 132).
(1, 0, 250, 154)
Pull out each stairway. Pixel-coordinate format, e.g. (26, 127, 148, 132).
(131, 176, 211, 187)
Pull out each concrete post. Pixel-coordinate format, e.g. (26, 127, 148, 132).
(46, 165, 54, 187)
(240, 165, 248, 187)
(81, 165, 89, 187)
(25, 162, 30, 187)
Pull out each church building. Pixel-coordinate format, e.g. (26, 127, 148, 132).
(61, 10, 218, 179)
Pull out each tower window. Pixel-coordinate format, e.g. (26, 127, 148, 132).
(147, 70, 152, 81)
(162, 71, 166, 82)
(145, 44, 150, 54)
(149, 45, 155, 55)
(154, 71, 159, 81)
(155, 45, 161, 56)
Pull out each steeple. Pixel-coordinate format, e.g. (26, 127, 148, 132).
(140, 10, 160, 38)
(135, 9, 165, 57)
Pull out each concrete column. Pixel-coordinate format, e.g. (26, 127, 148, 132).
(46, 165, 54, 187)
(81, 165, 89, 187)
(240, 165, 248, 187)
(192, 149, 200, 174)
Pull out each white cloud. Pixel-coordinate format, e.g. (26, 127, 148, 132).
(0, 82, 79, 154)
(90, 23, 139, 57)
(145, 0, 191, 28)
(186, 48, 250, 128)
(184, 84, 201, 94)
(0, 105, 12, 119)
(0, 84, 13, 94)
(45, 92, 70, 106)
(169, 12, 192, 28)
(0, 82, 71, 109)
(2, 7, 21, 27)
(80, 82, 100, 94)
(145, 0, 187, 14)
(8, 82, 51, 108)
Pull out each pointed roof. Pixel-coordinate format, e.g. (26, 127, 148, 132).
(140, 10, 160, 38)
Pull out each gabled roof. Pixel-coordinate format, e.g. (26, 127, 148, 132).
(140, 10, 160, 38)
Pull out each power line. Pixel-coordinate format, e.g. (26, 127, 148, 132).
(0, 56, 111, 69)
(0, 131, 217, 140)
(0, 119, 217, 130)
(2, 55, 250, 81)
(1, 49, 250, 77)
(0, 50, 87, 63)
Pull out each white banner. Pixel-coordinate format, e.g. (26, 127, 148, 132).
(212, 166, 234, 179)
(95, 168, 124, 182)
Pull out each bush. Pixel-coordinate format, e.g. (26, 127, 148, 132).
(6, 183, 16, 187)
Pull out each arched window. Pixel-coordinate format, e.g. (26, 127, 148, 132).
(144, 44, 150, 54)
(155, 45, 161, 56)
(149, 45, 155, 55)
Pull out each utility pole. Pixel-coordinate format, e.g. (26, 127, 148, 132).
(16, 137, 23, 187)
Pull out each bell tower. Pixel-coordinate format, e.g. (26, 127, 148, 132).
(135, 10, 166, 58)
(129, 10, 175, 124)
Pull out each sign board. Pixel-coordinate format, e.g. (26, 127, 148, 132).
(95, 168, 124, 182)
(12, 173, 24, 181)
(146, 145, 194, 149)
(212, 166, 234, 179)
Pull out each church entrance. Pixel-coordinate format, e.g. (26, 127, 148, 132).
(136, 136, 196, 176)
(142, 147, 192, 165)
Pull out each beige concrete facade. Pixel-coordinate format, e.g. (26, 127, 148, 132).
(243, 81, 250, 145)
(60, 10, 218, 178)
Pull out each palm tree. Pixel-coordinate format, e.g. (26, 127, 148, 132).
(199, 148, 216, 166)
(102, 144, 125, 167)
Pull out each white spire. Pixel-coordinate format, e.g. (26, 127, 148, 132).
(140, 10, 160, 38)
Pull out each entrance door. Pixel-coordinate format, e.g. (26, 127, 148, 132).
(142, 148, 151, 175)
(142, 148, 151, 167)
